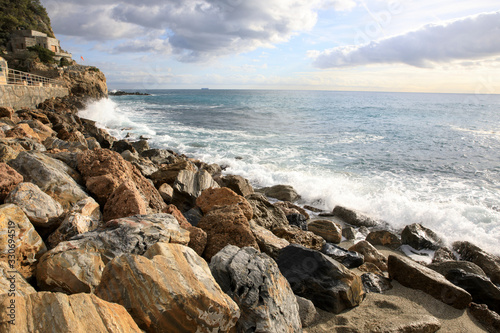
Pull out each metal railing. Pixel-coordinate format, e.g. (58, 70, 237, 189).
(6, 68, 65, 88)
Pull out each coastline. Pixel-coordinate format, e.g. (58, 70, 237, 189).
(1, 94, 499, 332)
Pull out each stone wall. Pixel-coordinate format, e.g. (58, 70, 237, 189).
(0, 85, 69, 109)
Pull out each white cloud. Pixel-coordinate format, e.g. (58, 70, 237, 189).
(310, 11, 500, 68)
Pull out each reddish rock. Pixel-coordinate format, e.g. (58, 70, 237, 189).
(196, 187, 253, 220)
(0, 163, 23, 202)
(272, 225, 325, 251)
(5, 123, 41, 143)
(103, 180, 148, 221)
(197, 204, 259, 261)
(349, 240, 388, 271)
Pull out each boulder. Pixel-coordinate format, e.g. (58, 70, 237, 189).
(388, 254, 472, 309)
(432, 247, 456, 263)
(286, 213, 308, 230)
(140, 148, 175, 165)
(158, 183, 174, 203)
(308, 219, 342, 243)
(0, 204, 46, 279)
(249, 220, 290, 259)
(295, 295, 317, 328)
(210, 245, 302, 332)
(5, 182, 64, 229)
(445, 269, 500, 314)
(219, 174, 254, 197)
(273, 225, 325, 251)
(0, 144, 20, 163)
(96, 245, 240, 332)
(81, 119, 115, 149)
(277, 244, 364, 313)
(196, 187, 253, 220)
(342, 226, 357, 240)
(366, 230, 402, 250)
(43, 137, 87, 152)
(332, 206, 379, 227)
(149, 160, 197, 186)
(258, 184, 300, 202)
(8, 151, 88, 210)
(468, 302, 500, 333)
(131, 139, 149, 154)
(0, 163, 23, 202)
(322, 243, 364, 269)
(0, 107, 14, 120)
(361, 272, 393, 293)
(401, 223, 444, 250)
(183, 206, 203, 226)
(47, 197, 101, 248)
(245, 193, 289, 230)
(197, 205, 259, 261)
(172, 169, 220, 211)
(0, 292, 142, 332)
(358, 262, 384, 276)
(25, 119, 56, 142)
(453, 241, 500, 285)
(427, 260, 487, 278)
(0, 262, 36, 297)
(274, 201, 310, 219)
(111, 139, 135, 154)
(349, 241, 388, 271)
(102, 180, 148, 221)
(5, 123, 41, 143)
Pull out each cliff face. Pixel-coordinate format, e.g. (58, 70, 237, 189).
(62, 65, 108, 100)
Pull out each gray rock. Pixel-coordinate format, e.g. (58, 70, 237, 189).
(322, 243, 364, 268)
(219, 174, 254, 197)
(210, 245, 302, 333)
(5, 182, 64, 228)
(258, 184, 300, 202)
(432, 247, 456, 263)
(183, 206, 203, 226)
(277, 244, 365, 313)
(85, 137, 101, 150)
(332, 206, 379, 227)
(453, 241, 500, 285)
(287, 213, 308, 230)
(361, 272, 393, 293)
(428, 260, 487, 278)
(43, 137, 87, 152)
(140, 148, 174, 165)
(469, 302, 500, 333)
(295, 295, 316, 328)
(342, 226, 357, 240)
(172, 169, 219, 211)
(245, 193, 289, 230)
(120, 149, 139, 162)
(158, 183, 174, 203)
(249, 220, 290, 260)
(401, 223, 443, 250)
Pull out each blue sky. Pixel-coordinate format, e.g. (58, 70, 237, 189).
(41, 0, 500, 93)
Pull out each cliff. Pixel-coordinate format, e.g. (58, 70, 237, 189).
(61, 65, 108, 100)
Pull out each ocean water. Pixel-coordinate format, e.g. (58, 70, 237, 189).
(79, 90, 500, 255)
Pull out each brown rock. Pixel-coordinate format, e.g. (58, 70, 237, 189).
(259, 184, 300, 202)
(164, 204, 207, 256)
(158, 182, 174, 203)
(5, 123, 41, 143)
(0, 204, 46, 279)
(196, 187, 253, 220)
(150, 160, 197, 186)
(0, 144, 21, 163)
(198, 204, 259, 261)
(0, 107, 14, 120)
(274, 201, 310, 219)
(219, 174, 254, 197)
(432, 247, 456, 263)
(245, 193, 289, 230)
(388, 254, 472, 309)
(366, 230, 402, 250)
(250, 220, 290, 259)
(0, 262, 36, 297)
(453, 241, 500, 285)
(0, 292, 142, 332)
(0, 163, 23, 202)
(95, 245, 240, 332)
(273, 225, 325, 251)
(358, 262, 384, 276)
(307, 219, 342, 243)
(427, 260, 487, 278)
(332, 205, 379, 227)
(349, 240, 388, 271)
(103, 180, 148, 221)
(26, 119, 56, 142)
(468, 302, 500, 333)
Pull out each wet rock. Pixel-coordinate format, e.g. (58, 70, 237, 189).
(81, 119, 115, 149)
(258, 184, 300, 202)
(210, 245, 302, 332)
(245, 193, 289, 230)
(445, 269, 500, 314)
(308, 219, 342, 243)
(342, 226, 357, 240)
(322, 243, 364, 268)
(9, 151, 88, 210)
(0, 262, 36, 297)
(468, 302, 500, 333)
(249, 220, 290, 259)
(273, 225, 325, 251)
(197, 204, 258, 261)
(219, 174, 254, 197)
(366, 230, 402, 250)
(274, 201, 310, 219)
(287, 213, 308, 230)
(296, 295, 317, 328)
(196, 187, 252, 220)
(349, 240, 388, 271)
(388, 254, 472, 309)
(150, 160, 197, 186)
(453, 241, 500, 285)
(158, 183, 174, 203)
(432, 247, 456, 263)
(0, 292, 142, 332)
(428, 260, 487, 278)
(332, 206, 379, 227)
(47, 197, 101, 248)
(277, 244, 365, 313)
(0, 163, 23, 203)
(361, 273, 393, 293)
(0, 204, 46, 279)
(96, 245, 240, 332)
(5, 182, 64, 229)
(401, 223, 444, 250)
(172, 169, 220, 212)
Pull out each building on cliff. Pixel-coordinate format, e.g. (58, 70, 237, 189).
(8, 29, 72, 61)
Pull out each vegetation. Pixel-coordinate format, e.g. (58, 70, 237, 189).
(0, 0, 54, 48)
(88, 66, 100, 72)
(27, 45, 55, 64)
(60, 57, 71, 67)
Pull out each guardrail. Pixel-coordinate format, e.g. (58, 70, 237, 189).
(6, 68, 65, 88)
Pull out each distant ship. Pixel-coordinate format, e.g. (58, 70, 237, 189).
(201, 88, 209, 90)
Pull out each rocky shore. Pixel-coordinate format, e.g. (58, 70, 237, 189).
(1, 95, 500, 332)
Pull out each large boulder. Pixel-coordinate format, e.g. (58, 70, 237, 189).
(63, 64, 108, 99)
(388, 254, 472, 309)
(258, 184, 300, 202)
(0, 163, 23, 203)
(197, 205, 259, 261)
(5, 182, 64, 229)
(8, 151, 88, 210)
(249, 220, 290, 259)
(172, 169, 220, 211)
(245, 193, 289, 230)
(210, 245, 302, 332)
(277, 244, 365, 313)
(95, 244, 240, 332)
(453, 241, 500, 285)
(219, 174, 254, 197)
(272, 225, 325, 251)
(349, 240, 388, 271)
(331, 206, 379, 227)
(307, 219, 342, 243)
(322, 243, 364, 269)
(401, 223, 444, 250)
(0, 262, 36, 297)
(0, 204, 46, 279)
(196, 187, 253, 220)
(427, 260, 487, 278)
(0, 292, 141, 332)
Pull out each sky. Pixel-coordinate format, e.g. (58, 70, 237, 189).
(40, 0, 500, 93)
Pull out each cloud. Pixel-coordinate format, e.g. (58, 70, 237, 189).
(42, 0, 356, 62)
(310, 11, 500, 68)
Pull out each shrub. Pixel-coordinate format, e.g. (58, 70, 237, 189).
(27, 44, 54, 64)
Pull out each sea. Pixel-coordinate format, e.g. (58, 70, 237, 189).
(78, 89, 500, 256)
